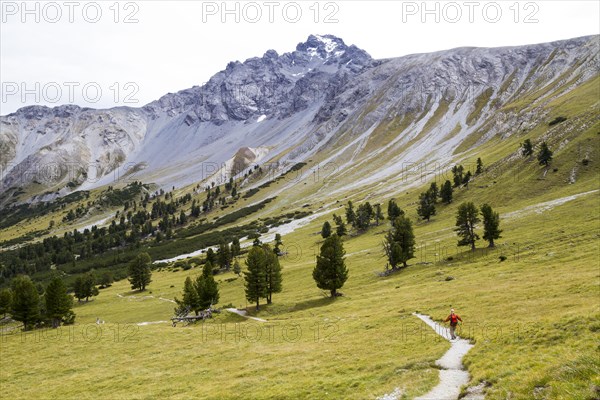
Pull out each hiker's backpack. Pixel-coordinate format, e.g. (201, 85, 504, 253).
(450, 314, 458, 324)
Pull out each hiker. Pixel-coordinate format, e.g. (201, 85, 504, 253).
(443, 308, 462, 339)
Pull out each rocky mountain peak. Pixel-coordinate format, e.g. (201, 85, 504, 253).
(295, 34, 347, 59)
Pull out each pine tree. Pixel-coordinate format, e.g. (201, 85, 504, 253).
(452, 165, 464, 187)
(480, 204, 502, 247)
(45, 276, 74, 328)
(176, 276, 200, 315)
(313, 234, 348, 297)
(387, 199, 404, 221)
(10, 276, 40, 330)
(73, 276, 86, 302)
(274, 234, 283, 256)
(463, 171, 472, 188)
(231, 238, 241, 257)
(383, 215, 416, 269)
(417, 191, 436, 221)
(99, 271, 113, 288)
(197, 262, 219, 309)
(345, 201, 356, 226)
(455, 202, 480, 251)
(217, 241, 232, 270)
(374, 204, 384, 226)
(0, 288, 13, 318)
(537, 142, 553, 166)
(128, 252, 152, 291)
(244, 246, 267, 310)
(83, 271, 97, 301)
(263, 245, 282, 304)
(521, 139, 533, 157)
(333, 214, 347, 236)
(476, 158, 483, 175)
(428, 182, 439, 202)
(206, 248, 216, 265)
(355, 202, 373, 231)
(321, 221, 332, 239)
(233, 258, 242, 276)
(73, 272, 97, 302)
(440, 180, 453, 204)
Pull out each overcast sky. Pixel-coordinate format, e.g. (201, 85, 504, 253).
(1, 0, 598, 115)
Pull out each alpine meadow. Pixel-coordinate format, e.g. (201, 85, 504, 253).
(0, 30, 599, 400)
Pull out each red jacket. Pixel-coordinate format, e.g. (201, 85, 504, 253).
(444, 313, 462, 326)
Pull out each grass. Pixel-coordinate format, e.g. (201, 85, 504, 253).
(2, 174, 599, 398)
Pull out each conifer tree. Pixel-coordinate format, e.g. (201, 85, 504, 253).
(0, 288, 12, 318)
(206, 248, 217, 265)
(387, 199, 404, 221)
(417, 192, 436, 221)
(244, 247, 267, 310)
(313, 235, 348, 297)
(178, 276, 201, 315)
(321, 221, 332, 239)
(374, 204, 384, 226)
(263, 244, 282, 304)
(481, 204, 502, 247)
(521, 139, 533, 157)
(455, 202, 480, 251)
(128, 253, 152, 291)
(274, 234, 283, 256)
(11, 276, 40, 330)
(345, 201, 356, 226)
(45, 276, 74, 328)
(452, 165, 464, 187)
(231, 238, 241, 257)
(355, 202, 374, 231)
(428, 182, 439, 202)
(440, 180, 453, 204)
(537, 142, 553, 166)
(383, 215, 415, 269)
(233, 258, 242, 276)
(333, 214, 347, 236)
(197, 262, 219, 309)
(217, 241, 232, 270)
(476, 158, 483, 175)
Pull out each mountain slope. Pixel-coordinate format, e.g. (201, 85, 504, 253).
(0, 34, 598, 206)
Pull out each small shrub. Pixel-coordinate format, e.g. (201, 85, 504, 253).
(548, 116, 567, 126)
(582, 159, 590, 166)
(499, 255, 507, 262)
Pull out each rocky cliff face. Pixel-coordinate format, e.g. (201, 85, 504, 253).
(1, 34, 598, 204)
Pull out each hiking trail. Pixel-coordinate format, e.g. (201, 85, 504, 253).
(378, 313, 483, 400)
